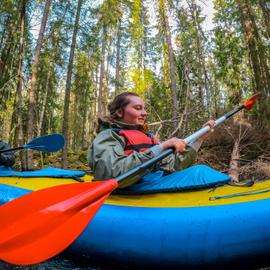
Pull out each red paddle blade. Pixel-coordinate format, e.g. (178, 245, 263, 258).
(0, 179, 118, 265)
(243, 92, 261, 110)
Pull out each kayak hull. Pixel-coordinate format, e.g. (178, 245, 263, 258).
(71, 199, 270, 268)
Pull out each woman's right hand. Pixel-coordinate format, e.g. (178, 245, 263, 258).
(160, 137, 186, 153)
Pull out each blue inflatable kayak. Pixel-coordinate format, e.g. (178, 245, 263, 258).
(1, 166, 270, 268)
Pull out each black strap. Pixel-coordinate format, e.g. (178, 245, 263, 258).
(72, 176, 85, 182)
(227, 180, 254, 187)
(125, 143, 156, 151)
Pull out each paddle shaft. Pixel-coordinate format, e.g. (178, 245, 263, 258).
(0, 146, 25, 153)
(0, 145, 45, 153)
(116, 104, 244, 182)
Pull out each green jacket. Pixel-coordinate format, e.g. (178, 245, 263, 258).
(0, 140, 15, 167)
(88, 118, 198, 188)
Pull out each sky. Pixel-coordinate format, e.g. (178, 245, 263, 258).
(199, 0, 215, 31)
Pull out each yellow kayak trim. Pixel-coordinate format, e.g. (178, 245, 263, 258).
(1, 176, 270, 208)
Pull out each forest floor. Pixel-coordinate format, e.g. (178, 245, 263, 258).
(197, 123, 270, 182)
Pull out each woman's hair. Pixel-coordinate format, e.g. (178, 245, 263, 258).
(108, 92, 139, 120)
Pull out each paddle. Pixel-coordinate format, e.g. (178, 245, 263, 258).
(0, 93, 260, 265)
(0, 134, 65, 154)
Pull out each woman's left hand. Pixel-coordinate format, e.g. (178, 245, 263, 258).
(198, 120, 216, 141)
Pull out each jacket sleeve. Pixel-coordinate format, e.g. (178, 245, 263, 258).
(0, 141, 15, 167)
(87, 130, 156, 188)
(159, 145, 197, 172)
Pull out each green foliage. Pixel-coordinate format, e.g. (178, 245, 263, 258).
(128, 68, 155, 98)
(213, 0, 257, 103)
(70, 50, 96, 149)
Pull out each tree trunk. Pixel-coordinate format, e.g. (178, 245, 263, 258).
(115, 18, 121, 95)
(229, 114, 243, 182)
(229, 138, 240, 182)
(259, 0, 270, 38)
(97, 26, 107, 118)
(72, 93, 78, 150)
(81, 94, 87, 148)
(88, 86, 97, 143)
(237, 0, 267, 93)
(61, 0, 83, 168)
(37, 69, 51, 136)
(0, 14, 13, 77)
(105, 32, 113, 99)
(17, 0, 27, 170)
(237, 0, 270, 125)
(158, 0, 178, 129)
(246, 3, 270, 93)
(190, 0, 210, 116)
(26, 0, 52, 170)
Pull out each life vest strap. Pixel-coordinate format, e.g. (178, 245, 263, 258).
(125, 143, 156, 151)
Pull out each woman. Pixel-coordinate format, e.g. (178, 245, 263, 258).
(88, 92, 215, 188)
(0, 140, 15, 167)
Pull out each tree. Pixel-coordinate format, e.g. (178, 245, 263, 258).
(61, 0, 84, 168)
(26, 0, 52, 169)
(0, 1, 21, 140)
(157, 0, 178, 129)
(259, 0, 270, 38)
(236, 0, 270, 123)
(115, 16, 122, 95)
(188, 0, 210, 115)
(16, 0, 27, 170)
(97, 25, 107, 117)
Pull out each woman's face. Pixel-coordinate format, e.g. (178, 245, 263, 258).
(117, 96, 148, 126)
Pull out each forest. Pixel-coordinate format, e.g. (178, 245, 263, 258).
(0, 0, 269, 182)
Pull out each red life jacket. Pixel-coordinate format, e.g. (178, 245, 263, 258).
(117, 129, 159, 156)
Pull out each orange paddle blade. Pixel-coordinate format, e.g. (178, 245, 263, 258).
(0, 179, 118, 265)
(243, 92, 261, 110)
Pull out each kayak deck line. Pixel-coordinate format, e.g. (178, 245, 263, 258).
(209, 186, 270, 201)
(1, 176, 270, 208)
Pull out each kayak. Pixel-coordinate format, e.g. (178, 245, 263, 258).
(1, 168, 270, 268)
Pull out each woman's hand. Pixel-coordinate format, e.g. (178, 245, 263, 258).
(198, 119, 216, 141)
(160, 137, 186, 153)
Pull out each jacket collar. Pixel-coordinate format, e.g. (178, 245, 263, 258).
(97, 117, 145, 133)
